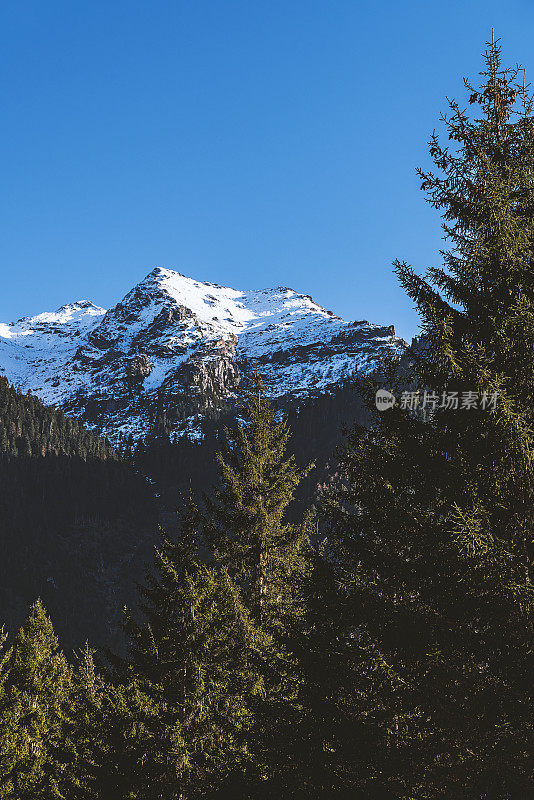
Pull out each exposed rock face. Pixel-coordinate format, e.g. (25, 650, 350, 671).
(126, 354, 153, 381)
(181, 335, 240, 409)
(0, 268, 406, 443)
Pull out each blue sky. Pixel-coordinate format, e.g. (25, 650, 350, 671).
(1, 0, 533, 340)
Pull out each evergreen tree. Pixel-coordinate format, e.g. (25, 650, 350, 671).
(199, 373, 313, 797)
(319, 37, 534, 798)
(119, 531, 261, 800)
(68, 645, 102, 800)
(0, 601, 73, 799)
(70, 643, 157, 800)
(205, 373, 312, 631)
(0, 628, 12, 795)
(119, 375, 313, 799)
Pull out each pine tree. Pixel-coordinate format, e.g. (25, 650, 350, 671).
(197, 373, 314, 797)
(318, 37, 534, 798)
(0, 601, 73, 799)
(118, 531, 262, 800)
(70, 643, 157, 800)
(205, 372, 312, 631)
(68, 645, 102, 800)
(117, 375, 314, 799)
(0, 627, 12, 796)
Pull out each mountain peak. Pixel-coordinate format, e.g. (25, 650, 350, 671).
(11, 300, 105, 328)
(58, 300, 102, 311)
(0, 268, 405, 442)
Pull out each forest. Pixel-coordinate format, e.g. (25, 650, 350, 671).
(0, 39, 533, 799)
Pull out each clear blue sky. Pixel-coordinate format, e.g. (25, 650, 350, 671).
(1, 0, 532, 341)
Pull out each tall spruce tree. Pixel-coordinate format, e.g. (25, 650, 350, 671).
(0, 601, 73, 800)
(117, 529, 262, 800)
(319, 37, 534, 798)
(70, 642, 165, 800)
(200, 373, 313, 798)
(205, 372, 312, 631)
(68, 645, 103, 800)
(0, 628, 12, 797)
(118, 375, 313, 799)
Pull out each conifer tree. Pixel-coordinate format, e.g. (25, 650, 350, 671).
(319, 37, 534, 798)
(118, 375, 313, 799)
(70, 643, 157, 800)
(198, 373, 313, 797)
(205, 372, 312, 631)
(0, 627, 12, 793)
(68, 645, 102, 800)
(117, 528, 262, 800)
(0, 601, 73, 799)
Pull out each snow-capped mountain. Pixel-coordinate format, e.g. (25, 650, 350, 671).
(0, 267, 405, 443)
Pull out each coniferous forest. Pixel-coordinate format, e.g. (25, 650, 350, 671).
(1, 40, 533, 799)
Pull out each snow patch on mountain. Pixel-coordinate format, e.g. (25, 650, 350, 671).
(0, 268, 405, 443)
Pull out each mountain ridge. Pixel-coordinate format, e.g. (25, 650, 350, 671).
(0, 267, 405, 443)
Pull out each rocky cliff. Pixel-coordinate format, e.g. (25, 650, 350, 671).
(0, 268, 405, 443)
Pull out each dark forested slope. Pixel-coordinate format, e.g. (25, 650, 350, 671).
(0, 377, 157, 650)
(0, 374, 371, 650)
(130, 378, 373, 523)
